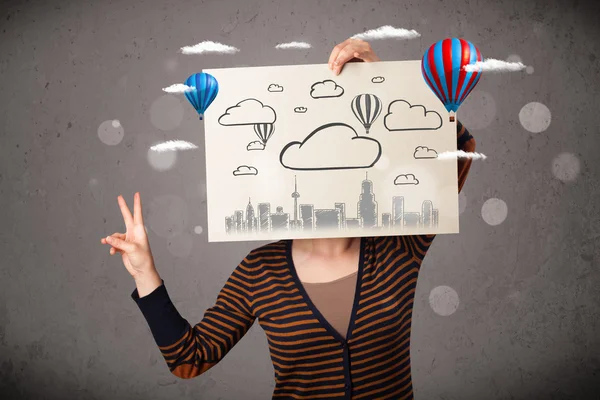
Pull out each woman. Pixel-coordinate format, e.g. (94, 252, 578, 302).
(102, 38, 477, 400)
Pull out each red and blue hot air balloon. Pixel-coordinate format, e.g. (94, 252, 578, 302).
(421, 38, 483, 122)
(184, 72, 219, 120)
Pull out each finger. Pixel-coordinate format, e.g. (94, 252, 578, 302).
(333, 44, 359, 75)
(117, 195, 134, 230)
(110, 246, 124, 255)
(328, 39, 350, 69)
(101, 232, 126, 244)
(354, 48, 379, 63)
(133, 192, 144, 225)
(105, 235, 136, 253)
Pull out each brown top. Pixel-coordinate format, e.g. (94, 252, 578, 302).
(301, 271, 358, 338)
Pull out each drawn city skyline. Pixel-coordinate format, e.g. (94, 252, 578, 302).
(224, 174, 439, 235)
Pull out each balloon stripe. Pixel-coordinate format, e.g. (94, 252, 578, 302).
(455, 38, 470, 104)
(365, 94, 372, 124)
(353, 96, 366, 125)
(372, 96, 381, 123)
(434, 41, 450, 103)
(431, 43, 449, 103)
(442, 39, 454, 104)
(421, 55, 444, 102)
(450, 38, 462, 105)
(457, 42, 481, 103)
(427, 47, 447, 103)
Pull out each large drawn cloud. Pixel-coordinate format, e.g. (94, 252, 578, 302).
(279, 123, 381, 171)
(218, 99, 276, 126)
(384, 100, 442, 131)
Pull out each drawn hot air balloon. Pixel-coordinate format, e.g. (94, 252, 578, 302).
(421, 38, 483, 122)
(351, 93, 382, 134)
(183, 72, 219, 120)
(253, 123, 275, 146)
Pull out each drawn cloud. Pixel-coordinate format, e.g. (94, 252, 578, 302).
(268, 84, 284, 92)
(384, 100, 442, 131)
(394, 174, 419, 185)
(294, 107, 307, 113)
(310, 80, 344, 99)
(414, 146, 438, 159)
(279, 123, 381, 171)
(371, 76, 385, 83)
(233, 165, 258, 176)
(246, 141, 265, 151)
(218, 99, 276, 126)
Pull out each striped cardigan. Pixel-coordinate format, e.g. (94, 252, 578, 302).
(132, 122, 476, 399)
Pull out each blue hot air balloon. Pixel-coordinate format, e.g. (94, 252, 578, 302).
(421, 38, 483, 122)
(184, 72, 219, 120)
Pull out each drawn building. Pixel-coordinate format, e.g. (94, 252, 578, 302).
(346, 218, 361, 229)
(271, 206, 290, 231)
(357, 172, 378, 228)
(225, 216, 233, 234)
(314, 209, 341, 230)
(422, 200, 433, 228)
(300, 204, 315, 231)
(392, 196, 404, 229)
(432, 209, 439, 228)
(335, 203, 346, 229)
(257, 203, 271, 232)
(382, 213, 391, 229)
(234, 210, 243, 233)
(403, 212, 421, 228)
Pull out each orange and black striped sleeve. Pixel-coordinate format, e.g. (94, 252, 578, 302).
(407, 120, 477, 258)
(131, 260, 256, 379)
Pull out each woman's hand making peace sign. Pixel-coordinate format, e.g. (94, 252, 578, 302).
(101, 192, 161, 295)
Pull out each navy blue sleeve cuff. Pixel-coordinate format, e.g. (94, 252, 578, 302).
(131, 280, 190, 347)
(456, 121, 474, 150)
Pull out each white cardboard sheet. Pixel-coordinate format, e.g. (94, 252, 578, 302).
(203, 60, 459, 242)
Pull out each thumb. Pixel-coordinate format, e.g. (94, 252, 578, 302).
(105, 236, 136, 254)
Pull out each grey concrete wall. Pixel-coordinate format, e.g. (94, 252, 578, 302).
(1, 0, 599, 399)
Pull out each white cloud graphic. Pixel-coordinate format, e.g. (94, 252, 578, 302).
(218, 99, 276, 126)
(394, 174, 419, 185)
(275, 41, 312, 49)
(150, 140, 198, 152)
(246, 141, 265, 151)
(463, 58, 526, 73)
(268, 84, 284, 92)
(233, 165, 258, 176)
(310, 80, 344, 99)
(279, 123, 381, 171)
(437, 150, 487, 160)
(180, 41, 239, 55)
(162, 84, 195, 94)
(384, 100, 442, 131)
(294, 107, 307, 113)
(351, 25, 421, 41)
(371, 76, 385, 83)
(414, 146, 438, 159)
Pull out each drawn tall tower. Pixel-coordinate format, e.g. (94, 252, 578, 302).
(357, 172, 378, 228)
(246, 198, 255, 233)
(291, 175, 300, 230)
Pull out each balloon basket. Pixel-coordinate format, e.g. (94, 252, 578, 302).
(199, 114, 204, 121)
(449, 116, 455, 122)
